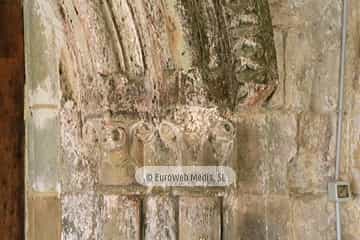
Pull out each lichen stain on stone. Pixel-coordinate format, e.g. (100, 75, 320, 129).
(176, 0, 278, 109)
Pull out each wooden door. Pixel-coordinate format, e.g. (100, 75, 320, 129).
(0, 1, 24, 239)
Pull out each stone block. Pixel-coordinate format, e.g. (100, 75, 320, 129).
(27, 108, 59, 192)
(267, 195, 291, 240)
(179, 197, 221, 240)
(233, 113, 268, 194)
(223, 193, 266, 240)
(62, 192, 98, 240)
(271, 1, 342, 113)
(351, 169, 360, 194)
(283, 30, 313, 111)
(267, 112, 297, 194)
(342, 197, 360, 240)
(97, 195, 141, 240)
(288, 112, 335, 194)
(298, 112, 333, 154)
(25, 0, 62, 106)
(292, 195, 336, 240)
(144, 195, 177, 240)
(60, 102, 100, 192)
(350, 114, 360, 193)
(28, 195, 61, 240)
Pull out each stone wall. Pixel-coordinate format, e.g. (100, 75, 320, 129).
(25, 0, 360, 239)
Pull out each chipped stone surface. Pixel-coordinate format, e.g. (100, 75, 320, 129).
(97, 195, 141, 240)
(60, 101, 99, 192)
(179, 197, 221, 240)
(144, 195, 177, 240)
(62, 192, 98, 240)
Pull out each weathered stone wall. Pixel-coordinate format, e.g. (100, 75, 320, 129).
(25, 0, 360, 239)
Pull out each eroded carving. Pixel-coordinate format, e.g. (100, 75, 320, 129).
(59, 0, 276, 186)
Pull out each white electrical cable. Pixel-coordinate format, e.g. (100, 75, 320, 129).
(335, 1, 348, 240)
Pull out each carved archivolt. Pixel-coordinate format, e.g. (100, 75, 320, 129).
(58, 0, 277, 184)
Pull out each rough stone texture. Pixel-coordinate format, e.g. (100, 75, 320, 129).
(288, 112, 336, 194)
(267, 112, 297, 194)
(233, 111, 297, 195)
(267, 195, 291, 240)
(25, 0, 360, 239)
(224, 193, 335, 240)
(232, 112, 268, 194)
(350, 114, 360, 193)
(179, 197, 221, 240)
(223, 193, 267, 240)
(97, 195, 141, 240)
(61, 192, 98, 240)
(269, 0, 342, 113)
(60, 101, 100, 192)
(292, 195, 336, 240)
(99, 119, 136, 186)
(342, 196, 360, 240)
(144, 195, 177, 240)
(28, 195, 61, 240)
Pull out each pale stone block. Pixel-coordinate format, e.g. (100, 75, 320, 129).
(24, 0, 62, 106)
(27, 108, 59, 192)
